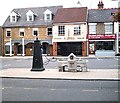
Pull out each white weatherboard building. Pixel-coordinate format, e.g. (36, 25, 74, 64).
(52, 7, 88, 56)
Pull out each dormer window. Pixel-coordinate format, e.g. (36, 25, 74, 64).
(12, 16, 16, 22)
(46, 14, 51, 20)
(44, 9, 52, 21)
(28, 15, 33, 21)
(10, 11, 18, 22)
(26, 10, 35, 21)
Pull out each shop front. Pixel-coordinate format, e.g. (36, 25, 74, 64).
(4, 39, 53, 56)
(57, 42, 82, 56)
(88, 34, 116, 56)
(53, 40, 87, 56)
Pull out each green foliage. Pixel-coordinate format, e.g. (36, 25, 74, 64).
(113, 10, 120, 22)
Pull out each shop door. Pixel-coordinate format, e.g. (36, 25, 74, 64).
(58, 42, 82, 56)
(17, 44, 22, 55)
(89, 42, 95, 54)
(42, 43, 49, 54)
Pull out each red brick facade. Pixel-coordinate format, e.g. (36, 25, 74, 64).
(53, 42, 57, 56)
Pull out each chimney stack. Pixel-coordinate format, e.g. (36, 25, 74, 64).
(98, 0, 104, 9)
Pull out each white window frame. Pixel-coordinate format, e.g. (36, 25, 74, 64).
(26, 10, 34, 21)
(44, 9, 52, 21)
(89, 23, 97, 34)
(27, 14, 34, 21)
(19, 28, 25, 37)
(10, 11, 17, 22)
(74, 25, 81, 35)
(47, 27, 52, 36)
(46, 14, 51, 20)
(32, 28, 39, 36)
(6, 29, 11, 37)
(11, 16, 16, 22)
(104, 23, 113, 34)
(58, 26, 65, 35)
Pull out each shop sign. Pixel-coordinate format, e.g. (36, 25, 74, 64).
(53, 36, 85, 41)
(64, 37, 75, 40)
(88, 34, 116, 40)
(64, 37, 85, 40)
(53, 38, 62, 40)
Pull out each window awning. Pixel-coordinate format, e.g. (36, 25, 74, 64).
(5, 42, 14, 46)
(5, 42, 10, 46)
(10, 39, 52, 45)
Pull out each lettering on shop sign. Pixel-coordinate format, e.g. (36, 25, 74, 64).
(88, 34, 116, 39)
(54, 37, 84, 40)
(54, 38, 62, 40)
(77, 37, 84, 39)
(64, 37, 75, 40)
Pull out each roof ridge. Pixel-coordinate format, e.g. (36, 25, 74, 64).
(60, 7, 87, 9)
(13, 5, 63, 10)
(89, 7, 118, 10)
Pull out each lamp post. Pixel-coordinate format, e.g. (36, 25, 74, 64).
(31, 37, 45, 71)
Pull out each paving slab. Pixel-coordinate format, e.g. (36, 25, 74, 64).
(0, 68, 119, 80)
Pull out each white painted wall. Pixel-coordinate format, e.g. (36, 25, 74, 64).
(114, 22, 119, 54)
(114, 22, 119, 34)
(52, 23, 87, 43)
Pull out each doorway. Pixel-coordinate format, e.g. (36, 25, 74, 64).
(57, 42, 82, 56)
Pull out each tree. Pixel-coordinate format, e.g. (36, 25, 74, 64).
(112, 9, 120, 22)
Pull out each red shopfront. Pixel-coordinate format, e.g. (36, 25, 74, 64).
(87, 34, 116, 55)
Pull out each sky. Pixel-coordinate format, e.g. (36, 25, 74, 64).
(0, 0, 119, 26)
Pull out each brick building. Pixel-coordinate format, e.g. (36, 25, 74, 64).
(87, 1, 118, 56)
(2, 1, 119, 57)
(2, 6, 62, 56)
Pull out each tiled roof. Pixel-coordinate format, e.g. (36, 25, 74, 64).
(53, 7, 88, 23)
(88, 8, 119, 23)
(2, 6, 63, 27)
